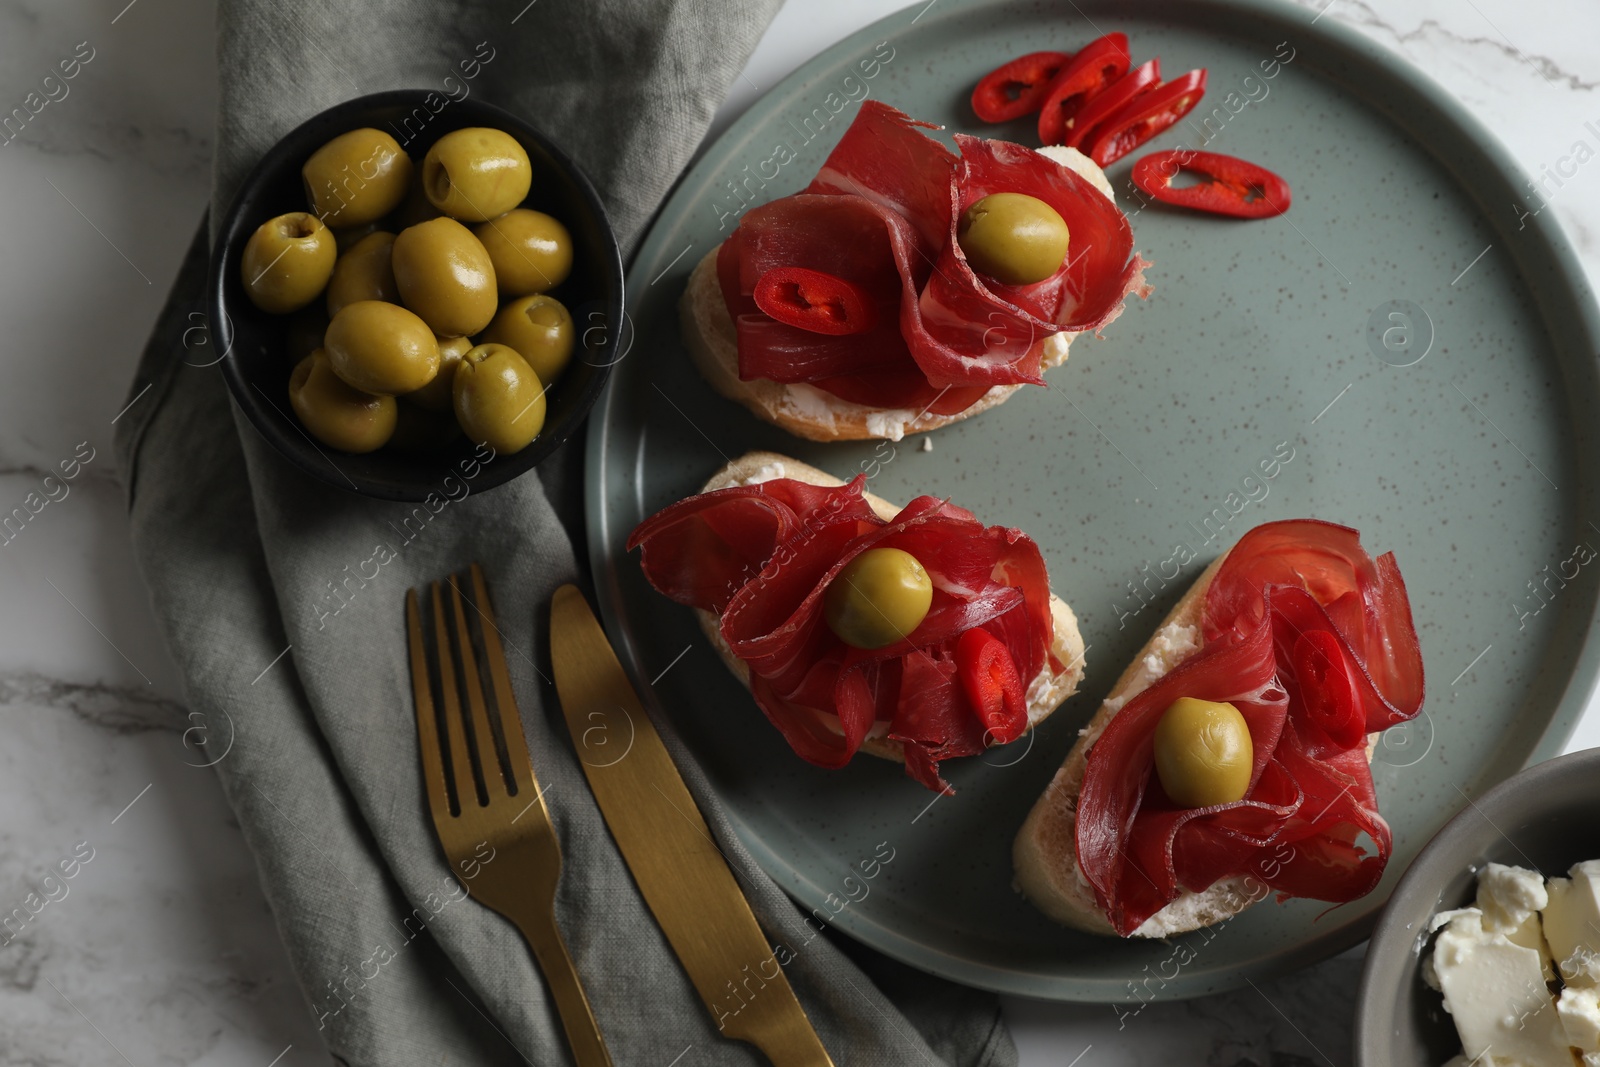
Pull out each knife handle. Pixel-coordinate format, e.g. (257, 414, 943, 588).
(517, 912, 614, 1067)
(550, 586, 834, 1067)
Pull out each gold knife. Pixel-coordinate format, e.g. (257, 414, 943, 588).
(550, 585, 835, 1067)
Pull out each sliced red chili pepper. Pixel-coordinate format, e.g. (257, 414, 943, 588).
(1063, 58, 1161, 151)
(1036, 33, 1131, 146)
(752, 267, 875, 336)
(971, 50, 1072, 123)
(955, 627, 1028, 744)
(1131, 150, 1292, 218)
(1291, 630, 1364, 749)
(1082, 68, 1209, 166)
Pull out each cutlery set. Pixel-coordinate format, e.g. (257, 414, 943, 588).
(405, 565, 833, 1066)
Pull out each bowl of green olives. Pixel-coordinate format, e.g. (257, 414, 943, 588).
(210, 91, 624, 500)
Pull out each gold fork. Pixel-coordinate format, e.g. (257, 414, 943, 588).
(405, 564, 612, 1067)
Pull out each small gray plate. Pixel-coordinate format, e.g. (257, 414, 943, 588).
(586, 0, 1600, 1000)
(1355, 748, 1600, 1065)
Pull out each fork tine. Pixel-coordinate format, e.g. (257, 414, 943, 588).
(406, 589, 453, 825)
(431, 580, 478, 812)
(466, 563, 539, 794)
(448, 571, 511, 800)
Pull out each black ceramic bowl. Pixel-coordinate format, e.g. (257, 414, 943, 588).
(1355, 747, 1600, 1065)
(210, 90, 624, 500)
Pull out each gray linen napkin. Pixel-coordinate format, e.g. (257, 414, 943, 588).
(112, 2, 1020, 1064)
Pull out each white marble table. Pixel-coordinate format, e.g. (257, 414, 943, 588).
(0, 0, 1595, 1064)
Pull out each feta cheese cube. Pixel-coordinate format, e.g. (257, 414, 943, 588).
(1545, 860, 1600, 987)
(1478, 863, 1556, 982)
(1481, 862, 1551, 914)
(1560, 984, 1600, 1053)
(1431, 909, 1573, 1067)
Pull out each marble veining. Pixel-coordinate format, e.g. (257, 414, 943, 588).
(0, 669, 184, 733)
(1334, 0, 1599, 91)
(0, 0, 1594, 1063)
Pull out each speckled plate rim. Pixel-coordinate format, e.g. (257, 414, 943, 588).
(586, 0, 1600, 999)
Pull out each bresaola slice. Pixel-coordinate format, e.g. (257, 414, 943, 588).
(806, 101, 954, 253)
(1077, 617, 1290, 932)
(1075, 519, 1425, 936)
(627, 473, 1058, 792)
(1202, 519, 1425, 731)
(718, 100, 1149, 413)
(630, 472, 860, 616)
(722, 192, 986, 413)
(932, 134, 1152, 370)
(728, 197, 914, 381)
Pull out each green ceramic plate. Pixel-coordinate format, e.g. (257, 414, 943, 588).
(586, 0, 1600, 1000)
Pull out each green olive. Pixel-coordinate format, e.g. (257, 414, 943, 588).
(285, 306, 330, 365)
(391, 217, 498, 337)
(289, 349, 397, 453)
(453, 343, 546, 454)
(1153, 697, 1254, 808)
(241, 211, 336, 314)
(481, 294, 575, 385)
(386, 401, 463, 454)
(323, 300, 440, 395)
(302, 128, 413, 228)
(473, 209, 573, 296)
(957, 192, 1071, 286)
(422, 127, 532, 222)
(823, 547, 933, 649)
(404, 334, 472, 412)
(325, 231, 398, 318)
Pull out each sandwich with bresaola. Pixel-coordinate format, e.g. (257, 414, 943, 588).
(1014, 518, 1425, 937)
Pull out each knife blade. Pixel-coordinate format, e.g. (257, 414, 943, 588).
(549, 585, 834, 1067)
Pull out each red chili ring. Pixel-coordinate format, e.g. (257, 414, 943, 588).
(955, 627, 1028, 745)
(1036, 33, 1131, 146)
(1063, 58, 1161, 150)
(1082, 68, 1209, 166)
(1292, 630, 1365, 749)
(752, 266, 876, 336)
(971, 50, 1073, 123)
(1130, 149, 1292, 219)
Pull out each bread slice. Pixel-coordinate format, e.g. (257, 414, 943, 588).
(680, 146, 1115, 443)
(695, 451, 1085, 762)
(1014, 552, 1383, 938)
